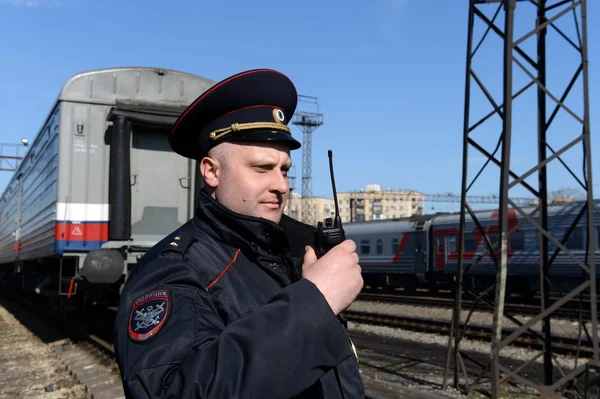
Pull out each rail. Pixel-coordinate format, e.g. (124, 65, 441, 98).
(343, 309, 594, 357)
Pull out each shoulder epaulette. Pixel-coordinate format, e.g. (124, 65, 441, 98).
(160, 233, 196, 258)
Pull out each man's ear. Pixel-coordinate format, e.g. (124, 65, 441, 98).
(200, 156, 220, 188)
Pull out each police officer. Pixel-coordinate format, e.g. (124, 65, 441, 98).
(114, 69, 365, 398)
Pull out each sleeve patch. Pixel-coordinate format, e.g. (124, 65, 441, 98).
(128, 290, 170, 342)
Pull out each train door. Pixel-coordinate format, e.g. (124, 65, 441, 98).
(413, 232, 427, 275)
(129, 125, 193, 242)
(435, 235, 446, 270)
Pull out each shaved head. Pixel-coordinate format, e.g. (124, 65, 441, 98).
(207, 142, 234, 166)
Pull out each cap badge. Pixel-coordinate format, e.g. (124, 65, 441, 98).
(273, 108, 285, 124)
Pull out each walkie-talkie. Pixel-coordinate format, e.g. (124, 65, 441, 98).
(314, 150, 345, 258)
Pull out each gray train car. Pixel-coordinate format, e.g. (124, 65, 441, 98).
(0, 67, 214, 303)
(344, 199, 600, 296)
(344, 215, 436, 291)
(432, 199, 600, 295)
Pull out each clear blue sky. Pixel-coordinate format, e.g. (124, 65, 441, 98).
(1, 0, 598, 214)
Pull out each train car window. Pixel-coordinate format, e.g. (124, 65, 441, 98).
(448, 236, 456, 253)
(464, 233, 476, 251)
(392, 238, 399, 253)
(360, 240, 370, 255)
(566, 227, 584, 250)
(510, 230, 525, 250)
(376, 239, 383, 255)
(536, 230, 559, 251)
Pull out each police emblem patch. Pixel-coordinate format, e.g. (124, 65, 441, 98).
(128, 290, 170, 342)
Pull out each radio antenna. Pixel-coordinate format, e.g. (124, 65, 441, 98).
(328, 150, 342, 226)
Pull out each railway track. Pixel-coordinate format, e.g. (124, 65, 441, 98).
(14, 296, 125, 399)
(358, 292, 595, 321)
(50, 338, 124, 399)
(343, 309, 595, 358)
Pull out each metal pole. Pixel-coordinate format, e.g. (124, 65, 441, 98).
(581, 0, 599, 366)
(491, 1, 515, 397)
(536, 0, 554, 387)
(454, 0, 476, 389)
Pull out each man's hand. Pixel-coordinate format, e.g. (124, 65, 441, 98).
(301, 240, 363, 315)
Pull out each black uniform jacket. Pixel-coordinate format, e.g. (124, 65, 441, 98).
(114, 190, 365, 398)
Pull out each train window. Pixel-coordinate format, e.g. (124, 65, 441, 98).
(448, 236, 456, 252)
(464, 233, 476, 251)
(392, 238, 399, 253)
(360, 240, 370, 255)
(376, 239, 383, 255)
(510, 230, 525, 250)
(566, 227, 584, 250)
(536, 230, 559, 251)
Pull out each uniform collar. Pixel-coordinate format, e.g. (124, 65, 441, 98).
(193, 189, 290, 256)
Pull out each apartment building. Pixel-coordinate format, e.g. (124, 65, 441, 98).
(284, 184, 424, 225)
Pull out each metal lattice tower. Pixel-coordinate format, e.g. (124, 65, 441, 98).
(293, 95, 323, 225)
(443, 1, 598, 398)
